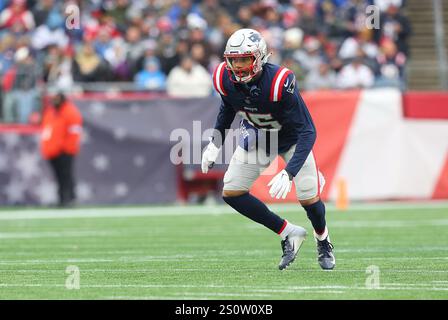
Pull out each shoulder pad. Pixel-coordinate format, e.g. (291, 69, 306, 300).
(269, 67, 293, 102)
(212, 62, 228, 96)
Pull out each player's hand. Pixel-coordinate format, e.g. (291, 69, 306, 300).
(201, 142, 220, 174)
(268, 169, 293, 199)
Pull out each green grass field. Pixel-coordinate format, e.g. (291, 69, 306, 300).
(0, 202, 447, 300)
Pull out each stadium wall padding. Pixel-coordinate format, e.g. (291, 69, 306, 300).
(0, 89, 447, 205)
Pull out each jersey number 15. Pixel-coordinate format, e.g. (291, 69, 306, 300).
(238, 111, 282, 130)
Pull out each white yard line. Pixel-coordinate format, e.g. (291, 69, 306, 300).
(102, 296, 194, 300)
(0, 201, 447, 221)
(0, 258, 115, 265)
(0, 231, 115, 239)
(0, 207, 231, 220)
(101, 293, 347, 299)
(382, 283, 448, 287)
(102, 295, 213, 300)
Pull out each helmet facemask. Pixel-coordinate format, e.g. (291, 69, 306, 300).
(224, 52, 263, 83)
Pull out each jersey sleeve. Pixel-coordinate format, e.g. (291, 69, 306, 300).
(212, 98, 236, 148)
(212, 62, 228, 97)
(211, 62, 235, 147)
(280, 72, 317, 177)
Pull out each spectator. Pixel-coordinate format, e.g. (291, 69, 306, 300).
(157, 36, 190, 76)
(282, 55, 305, 85)
(282, 27, 304, 56)
(104, 37, 130, 81)
(94, 28, 113, 59)
(235, 5, 253, 28)
(305, 62, 338, 90)
(374, 38, 406, 88)
(325, 41, 344, 73)
(294, 0, 320, 36)
(31, 3, 68, 51)
(166, 0, 202, 26)
(0, 0, 413, 95)
(33, 0, 65, 29)
(343, 0, 372, 37)
(83, 12, 121, 45)
(337, 54, 375, 89)
(106, 0, 131, 33)
(43, 45, 74, 92)
(166, 55, 212, 97)
(190, 42, 208, 69)
(338, 28, 379, 61)
(3, 47, 41, 123)
(1, 34, 16, 122)
(293, 37, 325, 75)
(40, 92, 82, 207)
(316, 0, 349, 39)
(374, 0, 403, 12)
(0, 33, 15, 76)
(0, 0, 35, 33)
(72, 43, 111, 82)
(375, 4, 411, 56)
(200, 0, 223, 28)
(124, 26, 147, 79)
(134, 57, 167, 91)
(32, 0, 56, 27)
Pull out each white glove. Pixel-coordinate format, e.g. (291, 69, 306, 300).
(268, 169, 293, 199)
(201, 142, 220, 173)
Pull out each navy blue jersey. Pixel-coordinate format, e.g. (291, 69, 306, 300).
(211, 62, 316, 177)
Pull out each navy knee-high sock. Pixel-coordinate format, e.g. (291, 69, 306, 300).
(223, 193, 285, 234)
(303, 200, 326, 235)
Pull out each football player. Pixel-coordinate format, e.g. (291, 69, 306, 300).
(202, 29, 335, 270)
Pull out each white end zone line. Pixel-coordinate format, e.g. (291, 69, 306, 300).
(0, 201, 447, 221)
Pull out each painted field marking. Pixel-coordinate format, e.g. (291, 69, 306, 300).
(0, 201, 447, 221)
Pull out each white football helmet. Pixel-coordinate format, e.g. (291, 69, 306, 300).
(224, 28, 269, 83)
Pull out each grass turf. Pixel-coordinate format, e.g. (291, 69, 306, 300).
(0, 203, 447, 299)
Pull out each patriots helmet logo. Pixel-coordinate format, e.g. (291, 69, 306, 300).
(248, 32, 261, 44)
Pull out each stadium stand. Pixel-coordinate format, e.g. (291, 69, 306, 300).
(0, 0, 428, 124)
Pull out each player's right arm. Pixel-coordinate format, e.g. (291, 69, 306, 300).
(211, 99, 236, 148)
(202, 100, 236, 173)
(202, 62, 236, 173)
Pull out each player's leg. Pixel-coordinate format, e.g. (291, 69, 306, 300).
(49, 155, 64, 206)
(282, 148, 335, 270)
(222, 146, 307, 270)
(60, 153, 75, 206)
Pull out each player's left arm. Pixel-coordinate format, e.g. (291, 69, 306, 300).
(268, 72, 316, 199)
(281, 73, 317, 178)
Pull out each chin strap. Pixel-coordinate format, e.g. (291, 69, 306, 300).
(263, 52, 273, 64)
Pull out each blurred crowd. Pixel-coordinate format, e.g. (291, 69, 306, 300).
(0, 0, 411, 123)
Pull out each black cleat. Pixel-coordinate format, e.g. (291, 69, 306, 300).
(316, 238, 335, 270)
(278, 226, 307, 270)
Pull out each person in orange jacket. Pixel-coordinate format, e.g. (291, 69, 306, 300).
(41, 92, 82, 207)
